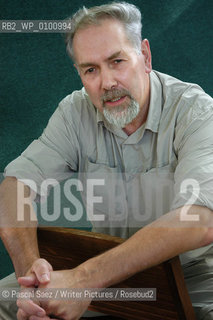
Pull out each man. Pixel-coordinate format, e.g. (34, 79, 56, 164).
(0, 2, 213, 319)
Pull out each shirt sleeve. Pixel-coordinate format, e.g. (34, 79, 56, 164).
(4, 94, 81, 196)
(171, 93, 213, 211)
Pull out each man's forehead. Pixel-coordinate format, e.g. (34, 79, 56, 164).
(73, 22, 133, 66)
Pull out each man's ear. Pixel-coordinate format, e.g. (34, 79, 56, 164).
(141, 39, 152, 73)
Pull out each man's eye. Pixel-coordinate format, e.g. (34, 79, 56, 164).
(114, 59, 123, 64)
(86, 67, 95, 74)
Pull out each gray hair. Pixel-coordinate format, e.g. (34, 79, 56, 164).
(65, 2, 142, 62)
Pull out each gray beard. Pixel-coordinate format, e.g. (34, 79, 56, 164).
(103, 98, 140, 128)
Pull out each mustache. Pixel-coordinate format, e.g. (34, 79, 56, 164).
(101, 88, 131, 102)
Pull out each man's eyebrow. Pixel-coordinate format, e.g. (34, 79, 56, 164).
(107, 51, 122, 60)
(78, 62, 96, 69)
(78, 51, 122, 69)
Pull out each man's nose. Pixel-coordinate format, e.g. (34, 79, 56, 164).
(100, 68, 117, 90)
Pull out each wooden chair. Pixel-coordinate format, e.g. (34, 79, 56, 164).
(38, 227, 196, 320)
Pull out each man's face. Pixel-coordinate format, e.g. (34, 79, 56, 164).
(73, 19, 152, 129)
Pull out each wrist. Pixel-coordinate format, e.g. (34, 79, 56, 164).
(79, 256, 109, 289)
(1, 227, 40, 277)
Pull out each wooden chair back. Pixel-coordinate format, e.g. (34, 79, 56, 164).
(38, 227, 196, 320)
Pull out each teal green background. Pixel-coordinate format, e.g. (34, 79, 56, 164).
(0, 0, 213, 279)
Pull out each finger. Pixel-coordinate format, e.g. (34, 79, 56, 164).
(17, 299, 46, 317)
(31, 259, 53, 284)
(18, 274, 37, 287)
(17, 308, 28, 320)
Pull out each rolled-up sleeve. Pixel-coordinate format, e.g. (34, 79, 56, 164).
(4, 94, 81, 196)
(171, 99, 213, 211)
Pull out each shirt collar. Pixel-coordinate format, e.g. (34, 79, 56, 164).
(145, 70, 163, 133)
(96, 108, 104, 123)
(96, 70, 162, 133)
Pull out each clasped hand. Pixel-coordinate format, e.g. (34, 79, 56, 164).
(16, 259, 91, 320)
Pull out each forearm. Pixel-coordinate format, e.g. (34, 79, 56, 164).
(0, 177, 40, 277)
(81, 205, 213, 289)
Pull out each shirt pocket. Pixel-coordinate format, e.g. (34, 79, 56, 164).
(79, 157, 128, 230)
(125, 164, 175, 228)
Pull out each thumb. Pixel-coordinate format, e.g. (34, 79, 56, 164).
(31, 258, 52, 284)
